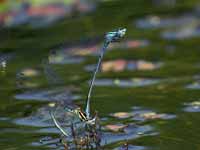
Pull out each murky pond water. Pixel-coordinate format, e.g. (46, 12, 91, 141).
(1, 0, 200, 150)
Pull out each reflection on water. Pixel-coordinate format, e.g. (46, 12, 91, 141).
(15, 87, 79, 101)
(90, 78, 160, 88)
(136, 13, 200, 40)
(107, 40, 149, 51)
(85, 59, 163, 72)
(16, 81, 42, 89)
(52, 39, 149, 58)
(13, 99, 159, 149)
(110, 107, 176, 122)
(16, 68, 42, 89)
(186, 82, 200, 89)
(131, 108, 176, 122)
(183, 101, 200, 112)
(14, 102, 74, 127)
(104, 124, 128, 132)
(162, 25, 200, 40)
(28, 109, 155, 149)
(2, 0, 200, 150)
(1, 0, 96, 28)
(35, 124, 155, 148)
(13, 105, 53, 127)
(111, 112, 132, 119)
(0, 60, 6, 75)
(136, 15, 196, 29)
(101, 125, 155, 146)
(152, 0, 176, 7)
(17, 68, 41, 78)
(48, 51, 85, 64)
(0, 53, 14, 75)
(114, 145, 145, 150)
(0, 117, 10, 121)
(32, 137, 61, 149)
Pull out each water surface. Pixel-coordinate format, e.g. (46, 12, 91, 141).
(1, 0, 200, 150)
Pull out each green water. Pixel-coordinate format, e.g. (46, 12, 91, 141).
(1, 0, 200, 149)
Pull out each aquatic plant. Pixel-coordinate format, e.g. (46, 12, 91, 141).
(50, 28, 126, 149)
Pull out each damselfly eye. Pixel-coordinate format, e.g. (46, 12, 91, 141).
(118, 28, 126, 37)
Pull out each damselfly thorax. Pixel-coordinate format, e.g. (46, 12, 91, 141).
(66, 107, 96, 124)
(74, 108, 88, 121)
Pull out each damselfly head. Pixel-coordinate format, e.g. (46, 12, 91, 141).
(118, 28, 126, 38)
(105, 28, 126, 43)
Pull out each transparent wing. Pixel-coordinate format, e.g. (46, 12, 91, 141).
(42, 59, 63, 85)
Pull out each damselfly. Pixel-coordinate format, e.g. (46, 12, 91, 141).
(51, 28, 126, 136)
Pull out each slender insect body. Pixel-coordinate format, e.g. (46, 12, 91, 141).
(51, 28, 126, 137)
